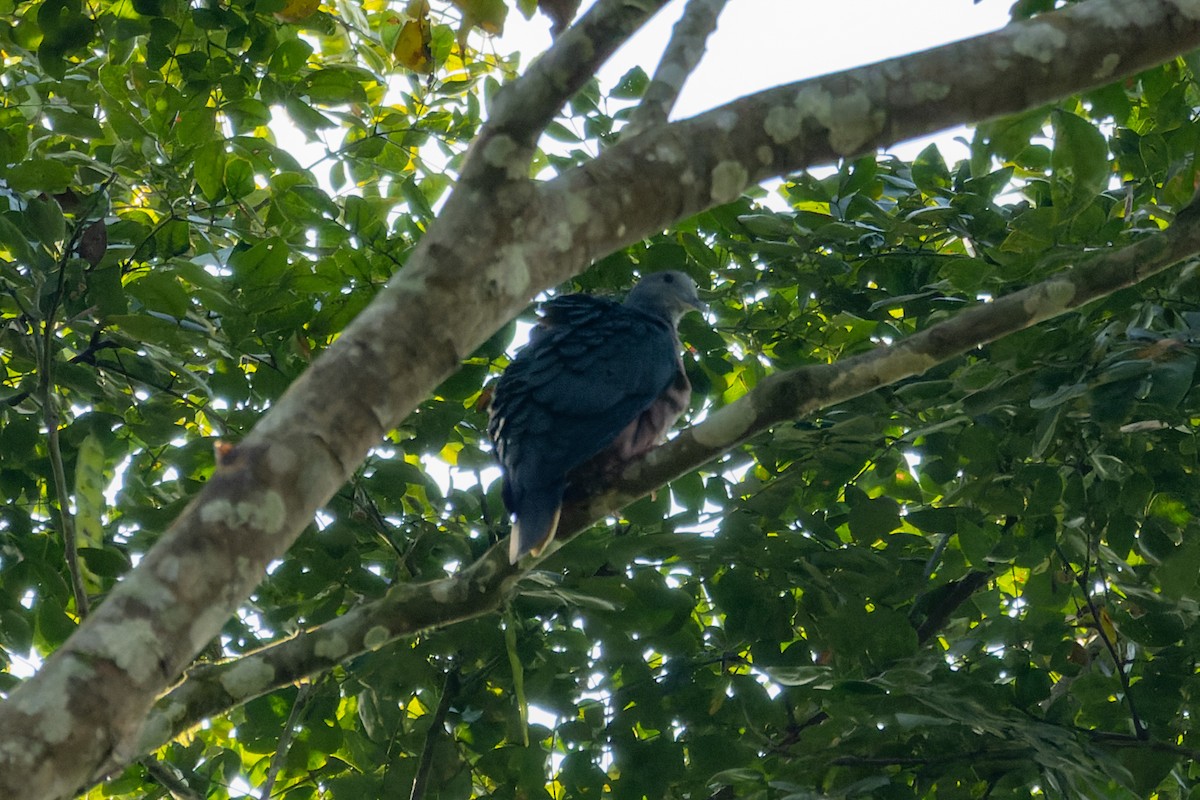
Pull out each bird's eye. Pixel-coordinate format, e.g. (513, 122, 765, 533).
(663, 274, 675, 283)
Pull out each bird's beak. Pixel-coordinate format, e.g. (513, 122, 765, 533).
(690, 295, 709, 315)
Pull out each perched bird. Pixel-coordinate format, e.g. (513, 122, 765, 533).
(488, 271, 706, 563)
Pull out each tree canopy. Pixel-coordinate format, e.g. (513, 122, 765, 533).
(4, 0, 1200, 798)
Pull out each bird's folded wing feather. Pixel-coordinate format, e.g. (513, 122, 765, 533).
(489, 298, 680, 476)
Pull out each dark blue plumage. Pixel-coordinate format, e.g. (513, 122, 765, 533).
(488, 271, 705, 563)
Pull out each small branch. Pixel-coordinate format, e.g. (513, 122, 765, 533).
(624, 0, 728, 137)
(1055, 545, 1147, 739)
(140, 758, 202, 800)
(43, 399, 90, 618)
(35, 186, 120, 621)
(128, 203, 1200, 769)
(830, 748, 1032, 768)
(410, 668, 459, 800)
(1087, 730, 1200, 760)
(914, 571, 992, 645)
(258, 682, 315, 800)
(769, 709, 830, 754)
(36, 313, 90, 618)
(128, 553, 516, 769)
(459, 0, 672, 183)
(91, 354, 231, 435)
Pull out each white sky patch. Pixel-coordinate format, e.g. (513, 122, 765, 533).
(5, 651, 42, 681)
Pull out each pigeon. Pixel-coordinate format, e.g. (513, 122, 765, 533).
(488, 271, 706, 563)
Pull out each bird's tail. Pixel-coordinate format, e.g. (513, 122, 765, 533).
(509, 489, 563, 564)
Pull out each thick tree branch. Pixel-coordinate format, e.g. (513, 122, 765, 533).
(623, 0, 728, 137)
(556, 0, 1200, 257)
(118, 552, 517, 785)
(580, 202, 1200, 521)
(121, 200, 1200, 777)
(6, 3, 1200, 797)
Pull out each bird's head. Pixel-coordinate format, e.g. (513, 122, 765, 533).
(625, 270, 707, 325)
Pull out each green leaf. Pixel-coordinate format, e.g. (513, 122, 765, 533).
(846, 489, 900, 542)
(303, 69, 369, 105)
(175, 107, 216, 147)
(224, 157, 256, 199)
(126, 270, 191, 317)
(154, 219, 192, 258)
(24, 196, 66, 247)
(86, 266, 128, 317)
(73, 433, 107, 554)
(611, 67, 648, 100)
(194, 141, 227, 202)
(0, 214, 44, 269)
(912, 146, 949, 194)
(1050, 109, 1109, 221)
(504, 613, 528, 746)
(6, 159, 74, 193)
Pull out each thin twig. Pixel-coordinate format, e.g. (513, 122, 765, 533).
(35, 188, 117, 620)
(1087, 730, 1200, 760)
(624, 0, 728, 137)
(258, 682, 316, 800)
(92, 354, 231, 435)
(42, 396, 90, 617)
(914, 571, 992, 644)
(410, 667, 460, 800)
(1055, 544, 1147, 739)
(37, 302, 90, 618)
(830, 747, 1033, 767)
(140, 757, 203, 800)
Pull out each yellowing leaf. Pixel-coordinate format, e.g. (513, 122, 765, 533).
(1098, 606, 1119, 644)
(393, 18, 432, 73)
(274, 0, 319, 23)
(451, 0, 507, 35)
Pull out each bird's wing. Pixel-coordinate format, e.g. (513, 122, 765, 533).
(489, 301, 680, 483)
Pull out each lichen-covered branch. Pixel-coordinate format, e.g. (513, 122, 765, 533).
(5, 2, 1200, 797)
(121, 202, 1200, 777)
(623, 0, 728, 137)
(581, 202, 1200, 522)
(460, 0, 672, 185)
(117, 549, 517, 787)
(557, 0, 1200, 257)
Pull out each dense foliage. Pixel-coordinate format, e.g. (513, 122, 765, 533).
(2, 0, 1200, 797)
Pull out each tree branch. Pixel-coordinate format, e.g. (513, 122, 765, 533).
(37, 318, 90, 618)
(257, 682, 315, 800)
(139, 757, 202, 800)
(1056, 544, 1148, 739)
(7, 3, 1200, 797)
(556, 0, 1200, 257)
(42, 387, 90, 618)
(119, 553, 516, 782)
(557, 222, 1200, 545)
(459, 0, 672, 185)
(623, 0, 728, 137)
(119, 190, 1200, 777)
(409, 668, 459, 800)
